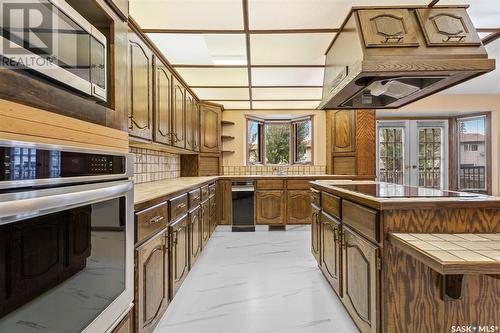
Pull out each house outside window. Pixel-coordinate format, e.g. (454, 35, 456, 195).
(246, 116, 313, 166)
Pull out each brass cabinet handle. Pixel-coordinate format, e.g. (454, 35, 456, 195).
(443, 35, 466, 43)
(177, 202, 187, 209)
(382, 35, 404, 43)
(149, 215, 164, 225)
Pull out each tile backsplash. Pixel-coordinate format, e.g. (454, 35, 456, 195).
(223, 165, 326, 176)
(130, 147, 180, 184)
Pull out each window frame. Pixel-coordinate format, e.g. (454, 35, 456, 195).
(245, 115, 313, 166)
(455, 113, 491, 194)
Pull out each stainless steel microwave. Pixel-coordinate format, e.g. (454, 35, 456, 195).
(0, 0, 107, 102)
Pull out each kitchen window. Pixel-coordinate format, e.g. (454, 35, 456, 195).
(246, 116, 313, 165)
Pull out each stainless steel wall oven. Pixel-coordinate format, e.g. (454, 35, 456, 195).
(0, 140, 133, 333)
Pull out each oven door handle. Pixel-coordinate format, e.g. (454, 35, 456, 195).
(0, 180, 133, 225)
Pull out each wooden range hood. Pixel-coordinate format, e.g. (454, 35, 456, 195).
(320, 6, 496, 109)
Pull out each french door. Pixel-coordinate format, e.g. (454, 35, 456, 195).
(376, 120, 449, 189)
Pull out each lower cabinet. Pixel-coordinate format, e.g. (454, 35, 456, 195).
(209, 195, 217, 235)
(311, 204, 321, 263)
(201, 199, 210, 248)
(135, 229, 169, 333)
(320, 212, 342, 296)
(170, 214, 189, 297)
(286, 190, 312, 224)
(112, 310, 134, 333)
(255, 190, 285, 225)
(189, 206, 202, 268)
(342, 225, 379, 333)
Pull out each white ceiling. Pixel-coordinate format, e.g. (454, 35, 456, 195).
(130, 0, 500, 109)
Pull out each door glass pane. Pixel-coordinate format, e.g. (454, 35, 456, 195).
(265, 123, 290, 165)
(418, 127, 443, 189)
(378, 128, 404, 184)
(457, 116, 487, 191)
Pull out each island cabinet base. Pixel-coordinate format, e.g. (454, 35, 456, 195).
(310, 183, 500, 333)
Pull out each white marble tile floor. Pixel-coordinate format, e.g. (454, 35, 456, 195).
(154, 226, 358, 333)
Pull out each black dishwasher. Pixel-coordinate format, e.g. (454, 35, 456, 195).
(232, 180, 255, 232)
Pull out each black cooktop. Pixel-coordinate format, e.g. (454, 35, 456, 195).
(333, 184, 479, 198)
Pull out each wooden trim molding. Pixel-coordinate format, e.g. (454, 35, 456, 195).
(482, 32, 500, 45)
(0, 99, 129, 152)
(142, 28, 340, 34)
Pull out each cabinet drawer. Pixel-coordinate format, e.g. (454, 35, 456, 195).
(170, 194, 188, 222)
(201, 185, 209, 201)
(342, 200, 379, 243)
(189, 188, 201, 209)
(287, 179, 311, 190)
(209, 183, 216, 197)
(321, 192, 341, 219)
(310, 188, 320, 206)
(256, 179, 284, 190)
(135, 201, 169, 244)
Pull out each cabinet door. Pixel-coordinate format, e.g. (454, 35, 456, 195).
(193, 100, 200, 152)
(218, 180, 232, 225)
(200, 104, 221, 153)
(128, 33, 153, 140)
(256, 190, 285, 225)
(185, 93, 196, 151)
(342, 226, 379, 333)
(357, 9, 419, 47)
(201, 200, 210, 248)
(320, 212, 341, 296)
(170, 215, 189, 297)
(209, 196, 217, 235)
(136, 231, 168, 333)
(286, 190, 312, 224)
(311, 204, 321, 264)
(154, 60, 172, 145)
(112, 310, 133, 333)
(189, 207, 202, 268)
(416, 8, 481, 46)
(172, 80, 186, 149)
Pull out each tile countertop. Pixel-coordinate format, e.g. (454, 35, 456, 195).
(311, 180, 500, 210)
(134, 176, 218, 205)
(134, 175, 373, 206)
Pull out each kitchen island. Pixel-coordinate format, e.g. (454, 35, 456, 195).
(310, 180, 500, 333)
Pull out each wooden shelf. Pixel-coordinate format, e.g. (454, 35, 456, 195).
(221, 135, 235, 140)
(221, 121, 235, 126)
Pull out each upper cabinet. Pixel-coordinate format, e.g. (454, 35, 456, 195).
(193, 100, 200, 152)
(200, 103, 221, 153)
(104, 0, 129, 21)
(416, 8, 481, 46)
(185, 92, 198, 151)
(172, 79, 186, 149)
(357, 9, 419, 47)
(154, 59, 173, 145)
(128, 32, 153, 140)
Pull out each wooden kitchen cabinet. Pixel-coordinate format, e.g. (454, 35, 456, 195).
(311, 204, 321, 264)
(135, 229, 169, 333)
(153, 59, 172, 145)
(209, 195, 217, 235)
(185, 93, 199, 151)
(416, 8, 481, 46)
(200, 103, 221, 153)
(286, 190, 312, 224)
(172, 79, 186, 149)
(218, 179, 232, 225)
(342, 225, 379, 333)
(320, 212, 342, 296)
(201, 199, 210, 248)
(170, 215, 189, 297)
(357, 9, 419, 47)
(128, 32, 153, 140)
(188, 206, 202, 268)
(255, 190, 285, 225)
(112, 310, 134, 333)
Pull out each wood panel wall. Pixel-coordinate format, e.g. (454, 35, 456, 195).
(0, 99, 129, 153)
